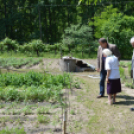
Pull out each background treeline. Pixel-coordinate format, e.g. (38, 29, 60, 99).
(0, 0, 134, 59)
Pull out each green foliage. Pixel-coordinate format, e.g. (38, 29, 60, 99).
(37, 115, 50, 124)
(93, 5, 119, 38)
(0, 71, 72, 102)
(62, 24, 96, 53)
(37, 107, 50, 114)
(0, 127, 26, 134)
(22, 107, 33, 115)
(0, 37, 18, 51)
(0, 57, 42, 68)
(101, 13, 134, 59)
(125, 82, 134, 89)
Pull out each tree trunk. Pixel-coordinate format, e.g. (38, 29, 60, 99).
(37, 50, 39, 57)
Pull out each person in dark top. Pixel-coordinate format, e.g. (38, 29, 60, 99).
(97, 38, 121, 98)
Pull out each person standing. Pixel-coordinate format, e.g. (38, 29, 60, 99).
(102, 49, 121, 105)
(130, 37, 134, 78)
(130, 37, 134, 111)
(97, 38, 121, 98)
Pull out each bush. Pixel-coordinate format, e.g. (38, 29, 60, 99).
(0, 37, 18, 51)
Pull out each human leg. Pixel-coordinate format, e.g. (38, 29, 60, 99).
(99, 70, 107, 96)
(108, 94, 112, 105)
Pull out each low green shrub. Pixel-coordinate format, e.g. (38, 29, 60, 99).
(0, 127, 26, 134)
(37, 115, 50, 124)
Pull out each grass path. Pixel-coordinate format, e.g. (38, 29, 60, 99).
(68, 75, 134, 134)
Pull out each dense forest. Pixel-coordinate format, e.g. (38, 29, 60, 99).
(0, 0, 134, 58)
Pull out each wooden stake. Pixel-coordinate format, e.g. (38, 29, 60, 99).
(63, 110, 67, 134)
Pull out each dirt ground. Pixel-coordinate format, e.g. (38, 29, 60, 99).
(0, 58, 134, 134)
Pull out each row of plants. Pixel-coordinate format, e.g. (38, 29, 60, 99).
(0, 57, 42, 68)
(0, 71, 78, 102)
(0, 37, 97, 57)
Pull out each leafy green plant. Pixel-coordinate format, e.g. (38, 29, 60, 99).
(37, 115, 50, 124)
(22, 107, 33, 115)
(0, 72, 72, 102)
(70, 109, 75, 115)
(37, 107, 50, 114)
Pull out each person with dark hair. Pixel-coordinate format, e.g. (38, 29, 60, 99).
(97, 38, 121, 98)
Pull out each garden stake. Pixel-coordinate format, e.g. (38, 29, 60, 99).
(63, 110, 67, 134)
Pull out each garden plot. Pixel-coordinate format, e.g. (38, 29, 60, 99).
(0, 70, 79, 133)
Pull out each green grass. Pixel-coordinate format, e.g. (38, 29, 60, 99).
(120, 61, 131, 67)
(37, 107, 50, 114)
(0, 57, 42, 68)
(37, 115, 50, 124)
(0, 127, 26, 134)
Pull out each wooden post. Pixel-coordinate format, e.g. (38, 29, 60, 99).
(63, 110, 67, 134)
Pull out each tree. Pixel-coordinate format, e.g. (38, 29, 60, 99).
(62, 24, 96, 55)
(101, 13, 134, 59)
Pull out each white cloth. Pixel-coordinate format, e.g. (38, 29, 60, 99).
(105, 55, 120, 79)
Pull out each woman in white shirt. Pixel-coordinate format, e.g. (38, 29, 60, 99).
(102, 49, 121, 105)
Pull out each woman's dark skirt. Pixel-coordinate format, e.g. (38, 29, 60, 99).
(107, 78, 121, 94)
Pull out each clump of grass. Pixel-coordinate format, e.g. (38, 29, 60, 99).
(0, 104, 4, 109)
(4, 109, 21, 115)
(70, 109, 75, 115)
(0, 117, 10, 123)
(125, 82, 134, 89)
(22, 107, 33, 115)
(37, 107, 50, 114)
(37, 115, 50, 124)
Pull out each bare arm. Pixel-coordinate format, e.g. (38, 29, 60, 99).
(106, 70, 111, 83)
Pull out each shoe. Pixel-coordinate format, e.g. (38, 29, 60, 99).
(130, 108, 134, 111)
(113, 98, 116, 104)
(97, 95, 104, 98)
